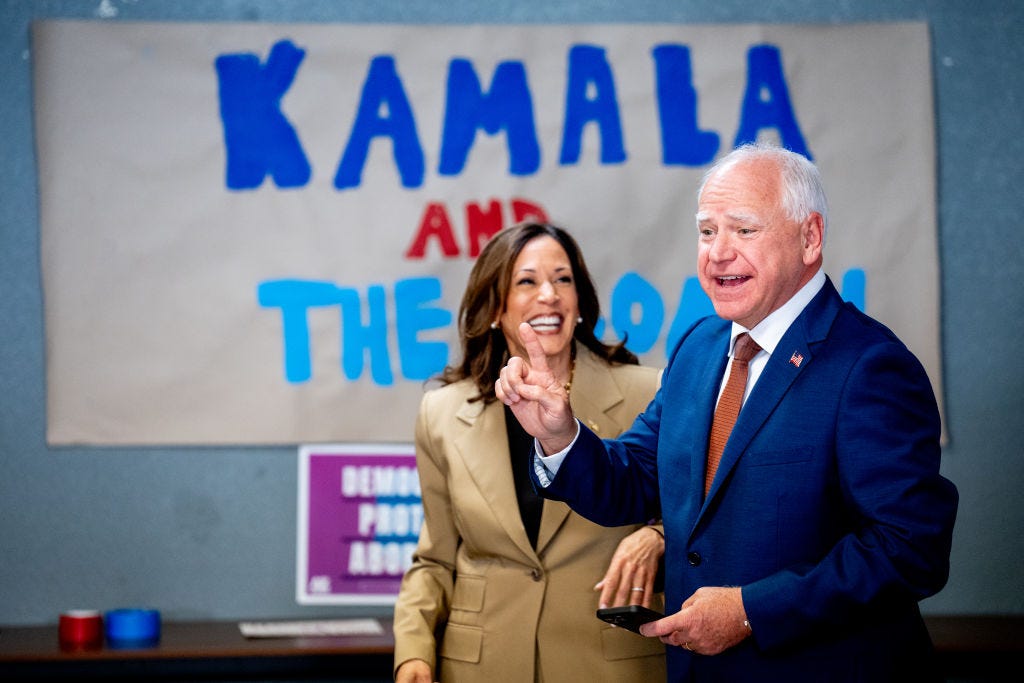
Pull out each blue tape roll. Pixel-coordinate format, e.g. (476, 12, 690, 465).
(104, 608, 161, 646)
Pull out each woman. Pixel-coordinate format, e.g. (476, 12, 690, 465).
(393, 222, 666, 682)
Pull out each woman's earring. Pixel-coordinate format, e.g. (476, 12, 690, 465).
(576, 316, 583, 324)
(490, 321, 499, 330)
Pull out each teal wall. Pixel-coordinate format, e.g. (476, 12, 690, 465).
(2, 0, 1022, 625)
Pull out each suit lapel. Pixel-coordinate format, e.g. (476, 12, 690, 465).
(449, 347, 660, 559)
(535, 350, 622, 554)
(564, 349, 625, 437)
(452, 398, 538, 561)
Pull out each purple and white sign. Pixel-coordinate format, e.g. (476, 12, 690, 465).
(297, 444, 420, 604)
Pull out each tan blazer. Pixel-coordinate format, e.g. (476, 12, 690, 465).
(393, 347, 666, 682)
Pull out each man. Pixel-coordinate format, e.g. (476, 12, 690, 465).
(496, 143, 958, 681)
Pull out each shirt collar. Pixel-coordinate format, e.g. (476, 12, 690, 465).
(729, 268, 826, 355)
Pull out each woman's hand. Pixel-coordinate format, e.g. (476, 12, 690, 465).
(595, 525, 665, 609)
(395, 658, 436, 683)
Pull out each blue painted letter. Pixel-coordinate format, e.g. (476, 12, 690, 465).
(651, 44, 719, 166)
(610, 273, 664, 354)
(215, 40, 311, 190)
(439, 59, 540, 176)
(734, 45, 811, 158)
(394, 278, 452, 380)
(258, 279, 342, 383)
(560, 45, 626, 165)
(841, 268, 865, 311)
(336, 56, 425, 189)
(339, 285, 394, 385)
(666, 276, 715, 356)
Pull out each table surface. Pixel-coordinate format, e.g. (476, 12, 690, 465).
(1, 614, 1021, 663)
(922, 615, 1024, 653)
(0, 617, 396, 663)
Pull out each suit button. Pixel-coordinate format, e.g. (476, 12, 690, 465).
(530, 569, 542, 581)
(687, 552, 702, 566)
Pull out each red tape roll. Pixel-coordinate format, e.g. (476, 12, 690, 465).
(58, 610, 104, 650)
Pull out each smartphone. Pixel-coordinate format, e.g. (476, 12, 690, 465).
(595, 605, 664, 634)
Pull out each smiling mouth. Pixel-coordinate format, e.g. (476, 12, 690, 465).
(716, 275, 750, 287)
(527, 315, 563, 333)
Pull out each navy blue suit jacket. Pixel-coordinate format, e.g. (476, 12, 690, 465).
(537, 278, 958, 682)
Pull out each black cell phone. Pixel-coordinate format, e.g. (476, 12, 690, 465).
(595, 605, 664, 634)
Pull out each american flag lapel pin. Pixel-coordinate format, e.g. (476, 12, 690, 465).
(789, 351, 804, 368)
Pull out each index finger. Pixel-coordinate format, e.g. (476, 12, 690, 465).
(517, 322, 551, 372)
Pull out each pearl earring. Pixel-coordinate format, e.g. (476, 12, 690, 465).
(576, 316, 583, 324)
(490, 321, 499, 329)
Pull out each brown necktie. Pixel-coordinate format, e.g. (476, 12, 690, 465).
(705, 333, 762, 496)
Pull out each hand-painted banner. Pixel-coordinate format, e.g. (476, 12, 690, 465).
(32, 20, 940, 445)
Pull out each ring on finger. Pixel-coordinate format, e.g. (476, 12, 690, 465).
(683, 642, 694, 652)
(629, 587, 645, 592)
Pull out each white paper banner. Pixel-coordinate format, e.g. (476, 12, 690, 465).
(32, 20, 940, 445)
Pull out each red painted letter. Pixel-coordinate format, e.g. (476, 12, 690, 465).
(511, 198, 548, 224)
(405, 202, 460, 258)
(465, 199, 503, 258)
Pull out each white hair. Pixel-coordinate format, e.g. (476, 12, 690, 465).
(698, 142, 829, 241)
